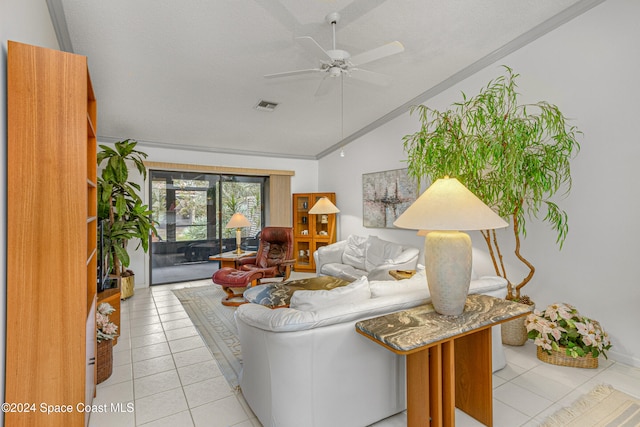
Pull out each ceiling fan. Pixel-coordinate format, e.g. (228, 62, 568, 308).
(264, 12, 404, 96)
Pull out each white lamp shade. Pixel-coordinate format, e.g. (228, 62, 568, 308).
(225, 213, 251, 229)
(308, 197, 340, 214)
(393, 177, 508, 231)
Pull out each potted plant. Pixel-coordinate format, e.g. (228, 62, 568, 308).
(402, 66, 581, 344)
(525, 302, 611, 368)
(98, 139, 157, 298)
(96, 302, 119, 383)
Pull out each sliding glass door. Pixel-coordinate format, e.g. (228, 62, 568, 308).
(150, 170, 264, 285)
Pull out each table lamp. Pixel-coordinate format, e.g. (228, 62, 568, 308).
(226, 213, 251, 254)
(394, 177, 508, 316)
(309, 197, 340, 244)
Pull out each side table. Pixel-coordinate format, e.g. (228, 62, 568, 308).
(388, 269, 416, 280)
(356, 294, 532, 427)
(209, 250, 257, 269)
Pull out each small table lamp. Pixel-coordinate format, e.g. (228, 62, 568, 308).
(394, 177, 508, 316)
(309, 197, 340, 244)
(226, 213, 251, 254)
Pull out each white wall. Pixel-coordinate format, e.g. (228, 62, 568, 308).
(1, 0, 61, 423)
(120, 144, 319, 287)
(319, 0, 640, 366)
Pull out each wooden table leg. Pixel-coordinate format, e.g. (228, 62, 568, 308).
(407, 340, 457, 427)
(220, 260, 236, 269)
(429, 344, 443, 426)
(406, 348, 430, 427)
(455, 328, 493, 426)
(442, 340, 456, 426)
(404, 328, 495, 427)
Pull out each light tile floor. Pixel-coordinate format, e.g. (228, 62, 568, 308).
(89, 279, 640, 427)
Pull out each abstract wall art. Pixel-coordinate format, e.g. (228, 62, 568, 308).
(363, 168, 418, 228)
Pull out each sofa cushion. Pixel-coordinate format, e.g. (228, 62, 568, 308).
(290, 276, 370, 312)
(320, 263, 367, 282)
(370, 266, 506, 299)
(237, 286, 430, 332)
(369, 268, 427, 298)
(364, 236, 403, 271)
(341, 235, 367, 270)
(468, 276, 508, 294)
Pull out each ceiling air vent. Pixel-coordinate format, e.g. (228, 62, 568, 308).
(255, 100, 278, 112)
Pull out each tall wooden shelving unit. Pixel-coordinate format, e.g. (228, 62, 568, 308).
(6, 41, 97, 427)
(292, 192, 336, 272)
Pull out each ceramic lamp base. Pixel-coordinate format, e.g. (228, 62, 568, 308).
(424, 230, 472, 316)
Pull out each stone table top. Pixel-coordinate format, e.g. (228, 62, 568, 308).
(356, 294, 533, 354)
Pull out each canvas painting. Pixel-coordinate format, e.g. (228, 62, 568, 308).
(363, 168, 417, 228)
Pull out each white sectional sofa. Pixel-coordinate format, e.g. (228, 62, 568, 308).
(314, 235, 420, 281)
(236, 267, 508, 427)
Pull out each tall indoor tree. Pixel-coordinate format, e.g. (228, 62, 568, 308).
(403, 66, 581, 302)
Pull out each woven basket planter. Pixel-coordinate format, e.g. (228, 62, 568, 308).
(502, 316, 528, 345)
(97, 339, 114, 383)
(537, 345, 598, 369)
(502, 302, 534, 346)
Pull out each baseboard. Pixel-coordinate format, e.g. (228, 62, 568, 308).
(608, 349, 640, 368)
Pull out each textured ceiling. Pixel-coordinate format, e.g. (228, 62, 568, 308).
(48, 0, 599, 159)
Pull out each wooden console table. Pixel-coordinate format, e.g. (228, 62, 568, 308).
(355, 294, 532, 427)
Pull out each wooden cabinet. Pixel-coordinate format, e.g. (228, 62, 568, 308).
(292, 193, 336, 272)
(6, 41, 97, 427)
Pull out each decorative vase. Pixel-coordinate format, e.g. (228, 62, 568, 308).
(97, 339, 114, 383)
(424, 231, 472, 316)
(536, 346, 598, 369)
(501, 302, 534, 346)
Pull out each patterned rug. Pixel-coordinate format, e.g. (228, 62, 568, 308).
(541, 384, 640, 426)
(172, 285, 242, 389)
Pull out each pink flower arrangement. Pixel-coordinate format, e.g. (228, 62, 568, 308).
(97, 302, 118, 342)
(525, 302, 611, 359)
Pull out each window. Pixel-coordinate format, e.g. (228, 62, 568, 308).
(150, 170, 265, 285)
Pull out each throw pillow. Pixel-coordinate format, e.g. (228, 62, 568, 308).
(341, 235, 367, 270)
(290, 276, 370, 311)
(364, 236, 403, 271)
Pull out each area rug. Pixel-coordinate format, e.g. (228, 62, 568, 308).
(172, 285, 242, 389)
(541, 384, 640, 426)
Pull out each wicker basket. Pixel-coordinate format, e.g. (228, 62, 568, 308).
(502, 316, 528, 346)
(536, 346, 598, 369)
(97, 339, 114, 383)
(502, 302, 534, 346)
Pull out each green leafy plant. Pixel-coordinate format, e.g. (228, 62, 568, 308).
(98, 139, 157, 278)
(525, 303, 611, 359)
(403, 66, 581, 302)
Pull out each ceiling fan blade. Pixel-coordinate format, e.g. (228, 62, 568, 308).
(264, 68, 322, 79)
(349, 68, 391, 86)
(296, 36, 333, 62)
(349, 41, 404, 67)
(314, 74, 338, 97)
